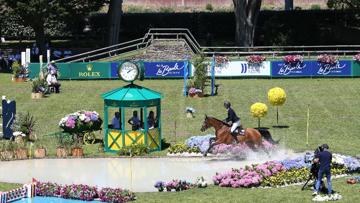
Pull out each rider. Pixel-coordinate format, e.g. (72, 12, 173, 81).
(223, 100, 241, 143)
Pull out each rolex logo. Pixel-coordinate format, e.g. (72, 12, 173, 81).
(86, 64, 93, 71)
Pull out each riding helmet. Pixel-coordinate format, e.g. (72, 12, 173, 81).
(224, 100, 231, 108)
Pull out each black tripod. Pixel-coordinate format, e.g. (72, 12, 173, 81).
(302, 163, 323, 190)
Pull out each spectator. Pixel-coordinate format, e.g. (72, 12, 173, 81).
(147, 111, 157, 129)
(128, 111, 141, 131)
(313, 144, 333, 196)
(111, 112, 121, 130)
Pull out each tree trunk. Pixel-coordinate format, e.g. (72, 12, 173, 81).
(108, 0, 123, 45)
(34, 25, 46, 56)
(285, 0, 293, 10)
(233, 0, 262, 47)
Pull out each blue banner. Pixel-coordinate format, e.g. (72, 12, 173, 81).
(111, 62, 120, 78)
(144, 61, 189, 78)
(2, 98, 16, 139)
(314, 60, 352, 76)
(271, 61, 314, 77)
(271, 60, 352, 77)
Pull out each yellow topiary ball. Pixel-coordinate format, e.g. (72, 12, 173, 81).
(250, 102, 268, 118)
(268, 87, 286, 106)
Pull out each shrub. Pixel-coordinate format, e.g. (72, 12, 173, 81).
(35, 182, 61, 197)
(205, 3, 213, 11)
(168, 143, 200, 154)
(60, 184, 97, 201)
(310, 4, 321, 10)
(98, 187, 136, 202)
(11, 112, 36, 137)
(118, 143, 149, 157)
(192, 54, 209, 92)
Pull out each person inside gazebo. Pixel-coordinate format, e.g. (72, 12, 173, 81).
(111, 112, 121, 130)
(128, 110, 141, 130)
(147, 111, 157, 129)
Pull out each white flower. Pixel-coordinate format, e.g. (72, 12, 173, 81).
(13, 131, 22, 136)
(79, 114, 86, 121)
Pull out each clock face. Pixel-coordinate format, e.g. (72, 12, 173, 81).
(119, 62, 139, 82)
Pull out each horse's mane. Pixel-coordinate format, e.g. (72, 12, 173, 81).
(207, 116, 231, 127)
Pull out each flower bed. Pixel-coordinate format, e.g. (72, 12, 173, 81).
(283, 55, 303, 63)
(35, 181, 135, 202)
(212, 153, 359, 189)
(246, 55, 266, 64)
(59, 111, 102, 134)
(317, 54, 338, 65)
(154, 177, 207, 192)
(353, 53, 360, 62)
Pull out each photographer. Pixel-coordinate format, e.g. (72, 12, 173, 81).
(313, 144, 332, 196)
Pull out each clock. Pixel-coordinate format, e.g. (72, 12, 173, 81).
(118, 61, 139, 82)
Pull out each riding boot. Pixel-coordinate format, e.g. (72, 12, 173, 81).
(231, 132, 239, 143)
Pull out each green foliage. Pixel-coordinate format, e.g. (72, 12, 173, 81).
(192, 55, 209, 91)
(11, 61, 21, 76)
(168, 143, 200, 154)
(32, 77, 48, 93)
(159, 7, 175, 13)
(205, 3, 214, 11)
(56, 132, 74, 148)
(327, 0, 360, 9)
(11, 112, 36, 136)
(310, 4, 321, 10)
(118, 143, 149, 157)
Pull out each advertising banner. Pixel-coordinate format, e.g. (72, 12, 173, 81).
(271, 61, 314, 77)
(271, 60, 352, 77)
(210, 61, 271, 77)
(144, 61, 190, 78)
(352, 61, 360, 76)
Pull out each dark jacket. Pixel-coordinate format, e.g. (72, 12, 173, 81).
(316, 150, 332, 171)
(225, 107, 240, 123)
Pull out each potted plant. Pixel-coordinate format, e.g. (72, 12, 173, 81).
(14, 143, 28, 160)
(34, 143, 47, 158)
(246, 55, 266, 64)
(71, 142, 84, 157)
(353, 53, 360, 62)
(31, 77, 48, 99)
(11, 112, 36, 141)
(317, 54, 338, 65)
(0, 141, 15, 161)
(56, 132, 73, 158)
(11, 61, 28, 82)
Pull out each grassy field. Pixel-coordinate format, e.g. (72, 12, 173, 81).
(1, 176, 359, 202)
(1, 73, 360, 156)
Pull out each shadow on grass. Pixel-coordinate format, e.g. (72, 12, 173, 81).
(272, 125, 290, 129)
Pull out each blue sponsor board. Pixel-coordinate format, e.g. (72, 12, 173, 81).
(271, 60, 352, 77)
(144, 61, 189, 78)
(314, 60, 351, 76)
(271, 61, 314, 77)
(110, 62, 120, 78)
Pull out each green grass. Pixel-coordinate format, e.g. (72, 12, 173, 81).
(0, 182, 21, 191)
(1, 177, 359, 202)
(1, 73, 360, 156)
(135, 176, 360, 203)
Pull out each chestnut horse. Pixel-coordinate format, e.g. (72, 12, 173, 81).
(200, 115, 264, 156)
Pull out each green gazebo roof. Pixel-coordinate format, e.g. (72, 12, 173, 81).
(101, 84, 162, 107)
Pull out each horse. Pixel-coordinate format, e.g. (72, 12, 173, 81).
(200, 115, 276, 156)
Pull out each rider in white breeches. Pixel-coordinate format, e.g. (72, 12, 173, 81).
(224, 100, 241, 143)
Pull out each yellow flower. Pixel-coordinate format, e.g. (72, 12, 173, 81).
(268, 87, 286, 106)
(250, 102, 268, 118)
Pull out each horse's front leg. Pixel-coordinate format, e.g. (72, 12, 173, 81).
(203, 138, 219, 157)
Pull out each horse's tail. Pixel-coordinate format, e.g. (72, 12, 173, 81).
(257, 128, 280, 144)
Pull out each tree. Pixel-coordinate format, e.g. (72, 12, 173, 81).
(107, 0, 123, 45)
(2, 0, 104, 55)
(232, 0, 262, 47)
(327, 0, 360, 9)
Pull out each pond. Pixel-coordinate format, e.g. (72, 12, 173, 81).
(0, 149, 302, 192)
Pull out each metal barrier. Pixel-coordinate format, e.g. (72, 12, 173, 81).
(55, 28, 360, 62)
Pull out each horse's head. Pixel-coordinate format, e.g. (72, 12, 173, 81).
(201, 114, 210, 132)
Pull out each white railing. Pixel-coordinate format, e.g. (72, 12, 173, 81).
(54, 28, 360, 62)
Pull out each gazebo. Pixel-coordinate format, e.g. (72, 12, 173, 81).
(101, 83, 162, 152)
